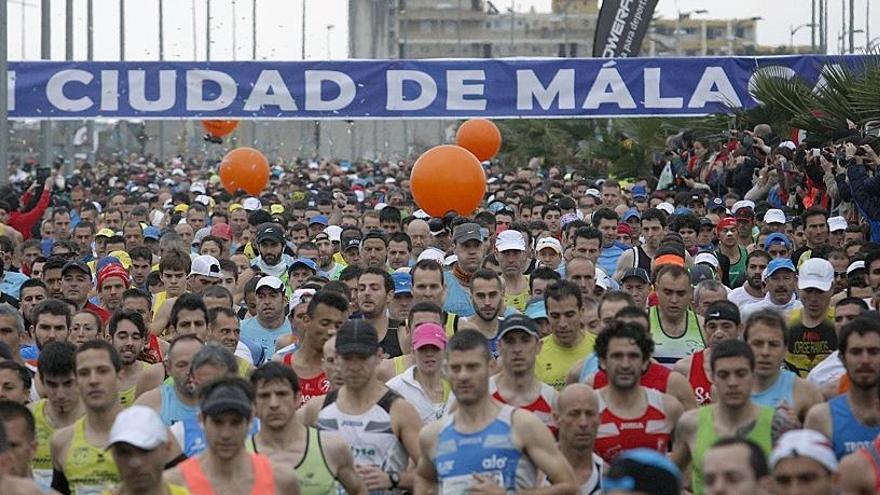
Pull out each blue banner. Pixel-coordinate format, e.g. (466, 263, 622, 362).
(5, 55, 865, 120)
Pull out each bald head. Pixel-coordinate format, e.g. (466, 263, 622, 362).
(557, 383, 598, 412)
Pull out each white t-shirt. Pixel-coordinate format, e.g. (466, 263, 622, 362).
(807, 350, 845, 388)
(385, 365, 450, 425)
(727, 286, 764, 308)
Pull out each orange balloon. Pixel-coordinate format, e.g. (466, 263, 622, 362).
(456, 119, 502, 161)
(410, 145, 486, 217)
(219, 147, 270, 195)
(201, 120, 239, 138)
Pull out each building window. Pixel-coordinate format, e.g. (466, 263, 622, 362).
(420, 21, 431, 33)
(444, 21, 456, 34)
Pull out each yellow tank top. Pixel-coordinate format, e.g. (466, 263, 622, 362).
(248, 427, 337, 494)
(534, 332, 596, 391)
(392, 355, 409, 375)
(119, 362, 151, 407)
(64, 417, 120, 495)
(503, 277, 530, 312)
(32, 399, 55, 490)
(102, 483, 190, 495)
(237, 357, 253, 377)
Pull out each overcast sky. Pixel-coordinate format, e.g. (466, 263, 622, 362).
(4, 0, 879, 61)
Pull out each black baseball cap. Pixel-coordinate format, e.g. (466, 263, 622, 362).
(621, 267, 650, 284)
(255, 222, 284, 244)
(200, 383, 252, 418)
(61, 260, 91, 277)
(704, 301, 741, 325)
(452, 222, 483, 244)
(342, 237, 361, 252)
(496, 314, 539, 340)
(428, 218, 447, 235)
(336, 320, 380, 356)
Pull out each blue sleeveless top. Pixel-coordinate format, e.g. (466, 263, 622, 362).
(159, 382, 199, 427)
(830, 394, 880, 459)
(434, 405, 537, 492)
(180, 416, 260, 457)
(751, 370, 796, 409)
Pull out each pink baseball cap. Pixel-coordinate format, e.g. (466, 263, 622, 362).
(210, 223, 233, 241)
(412, 322, 447, 350)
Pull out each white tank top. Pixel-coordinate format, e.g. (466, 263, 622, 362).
(317, 388, 408, 494)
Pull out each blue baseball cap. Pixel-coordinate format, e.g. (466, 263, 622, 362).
(289, 257, 318, 272)
(524, 297, 547, 321)
(631, 185, 648, 199)
(392, 272, 412, 295)
(143, 226, 161, 240)
(673, 207, 691, 216)
(622, 209, 641, 222)
(709, 197, 726, 212)
(95, 256, 122, 275)
(308, 215, 329, 226)
(764, 232, 792, 250)
(763, 258, 796, 281)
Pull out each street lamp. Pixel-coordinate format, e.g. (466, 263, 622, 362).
(326, 24, 335, 59)
(790, 23, 817, 53)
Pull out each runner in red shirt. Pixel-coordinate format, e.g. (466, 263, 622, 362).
(673, 300, 742, 406)
(592, 321, 683, 462)
(276, 291, 348, 407)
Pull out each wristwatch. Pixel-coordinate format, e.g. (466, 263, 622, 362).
(387, 471, 400, 490)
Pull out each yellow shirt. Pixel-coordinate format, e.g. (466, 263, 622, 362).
(103, 483, 190, 495)
(535, 332, 596, 391)
(152, 291, 168, 314)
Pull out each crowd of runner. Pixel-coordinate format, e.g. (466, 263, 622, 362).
(0, 122, 879, 494)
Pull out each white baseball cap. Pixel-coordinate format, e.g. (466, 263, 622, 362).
(656, 202, 674, 215)
(496, 230, 526, 252)
(242, 197, 262, 211)
(798, 258, 834, 291)
(847, 260, 866, 275)
(190, 255, 222, 279)
(828, 216, 848, 232)
(763, 208, 786, 225)
(107, 405, 168, 450)
(770, 429, 838, 473)
(694, 252, 720, 269)
(732, 200, 756, 213)
(288, 288, 316, 312)
(255, 276, 285, 292)
(417, 247, 446, 263)
(324, 225, 343, 242)
(189, 182, 206, 195)
(535, 237, 563, 255)
(412, 209, 430, 219)
(194, 194, 211, 207)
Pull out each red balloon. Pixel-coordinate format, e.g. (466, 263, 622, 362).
(456, 119, 502, 161)
(410, 145, 486, 217)
(201, 120, 239, 138)
(219, 147, 270, 195)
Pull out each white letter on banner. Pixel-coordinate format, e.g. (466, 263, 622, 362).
(128, 70, 176, 112)
(746, 66, 796, 105)
(386, 70, 437, 111)
(516, 69, 575, 110)
(186, 70, 237, 111)
(7, 71, 14, 111)
(688, 67, 742, 108)
(244, 70, 298, 111)
(101, 71, 119, 111)
(644, 68, 683, 109)
(305, 71, 356, 111)
(582, 67, 636, 110)
(446, 70, 486, 111)
(46, 69, 94, 112)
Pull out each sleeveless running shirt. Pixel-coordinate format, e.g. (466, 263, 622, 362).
(593, 362, 671, 393)
(594, 388, 674, 462)
(829, 394, 880, 459)
(687, 350, 713, 406)
(488, 376, 558, 433)
(751, 370, 797, 410)
(103, 484, 190, 495)
(649, 307, 704, 368)
(159, 382, 199, 426)
(179, 453, 276, 495)
(433, 404, 538, 494)
(119, 361, 151, 407)
(691, 405, 773, 495)
(64, 417, 120, 495)
(282, 352, 330, 407)
(317, 389, 408, 494)
(250, 427, 338, 495)
(858, 436, 880, 493)
(630, 245, 653, 273)
(31, 399, 55, 491)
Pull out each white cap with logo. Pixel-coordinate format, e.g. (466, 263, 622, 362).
(798, 258, 834, 291)
(107, 405, 168, 450)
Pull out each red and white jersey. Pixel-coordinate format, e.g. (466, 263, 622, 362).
(594, 387, 673, 462)
(593, 362, 671, 393)
(282, 352, 330, 408)
(687, 350, 713, 406)
(489, 375, 558, 434)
